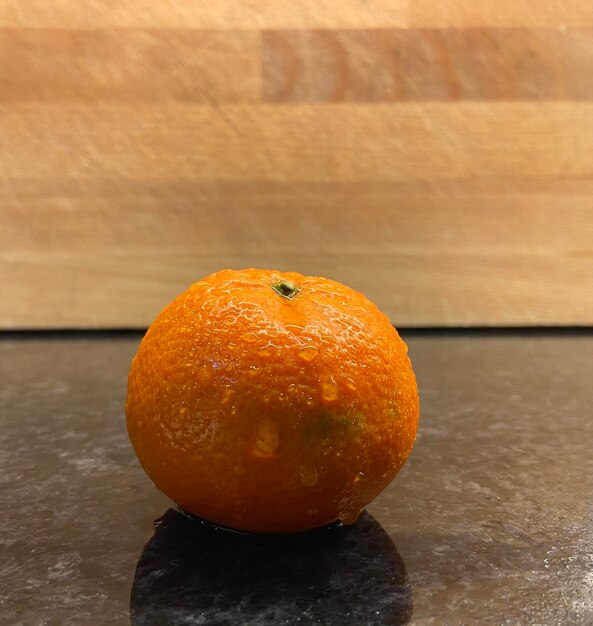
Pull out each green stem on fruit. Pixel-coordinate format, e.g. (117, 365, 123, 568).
(272, 280, 301, 300)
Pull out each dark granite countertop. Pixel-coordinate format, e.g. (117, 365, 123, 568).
(1, 332, 592, 625)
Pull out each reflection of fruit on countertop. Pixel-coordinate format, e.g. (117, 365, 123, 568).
(126, 268, 419, 533)
(130, 508, 412, 625)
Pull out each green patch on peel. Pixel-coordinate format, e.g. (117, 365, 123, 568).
(303, 413, 363, 444)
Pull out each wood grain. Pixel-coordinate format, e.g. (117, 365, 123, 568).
(5, 251, 592, 328)
(3, 103, 593, 183)
(263, 29, 593, 102)
(0, 0, 408, 29)
(3, 179, 593, 328)
(410, 1, 593, 28)
(0, 30, 259, 103)
(2, 3, 593, 328)
(7, 180, 593, 255)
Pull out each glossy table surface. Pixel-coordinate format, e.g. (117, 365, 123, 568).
(1, 331, 592, 625)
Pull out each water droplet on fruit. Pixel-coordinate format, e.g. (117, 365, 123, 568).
(258, 343, 273, 357)
(252, 420, 279, 457)
(241, 332, 258, 343)
(299, 466, 318, 487)
(306, 397, 314, 406)
(230, 405, 237, 415)
(285, 324, 304, 333)
(353, 471, 365, 484)
(339, 507, 361, 525)
(198, 367, 212, 383)
(287, 384, 296, 394)
(298, 346, 318, 363)
(320, 375, 338, 403)
(221, 388, 232, 404)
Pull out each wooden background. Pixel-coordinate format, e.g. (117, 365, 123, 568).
(2, 1, 593, 328)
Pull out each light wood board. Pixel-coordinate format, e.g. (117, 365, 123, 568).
(1, 4, 593, 328)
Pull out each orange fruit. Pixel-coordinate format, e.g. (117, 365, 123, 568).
(126, 269, 419, 533)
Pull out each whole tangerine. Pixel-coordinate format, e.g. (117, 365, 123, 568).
(126, 269, 419, 533)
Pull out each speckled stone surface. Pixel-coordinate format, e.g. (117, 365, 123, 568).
(1, 332, 592, 625)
